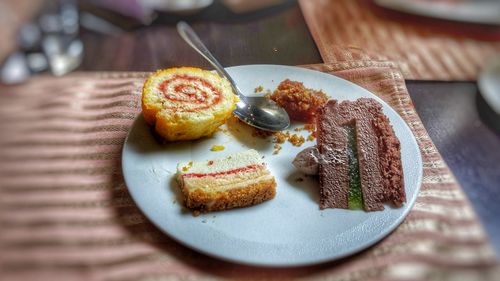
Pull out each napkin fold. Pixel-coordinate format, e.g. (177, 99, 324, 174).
(0, 60, 498, 280)
(299, 0, 500, 81)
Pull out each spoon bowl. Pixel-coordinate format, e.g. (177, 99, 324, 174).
(234, 97, 291, 131)
(176, 21, 290, 132)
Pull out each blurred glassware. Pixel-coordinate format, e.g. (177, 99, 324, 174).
(26, 53, 48, 73)
(60, 0, 79, 35)
(0, 52, 30, 84)
(39, 12, 63, 34)
(0, 0, 83, 84)
(17, 23, 42, 51)
(43, 35, 83, 76)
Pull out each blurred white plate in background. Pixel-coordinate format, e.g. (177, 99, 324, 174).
(479, 56, 500, 114)
(375, 0, 500, 25)
(140, 0, 213, 14)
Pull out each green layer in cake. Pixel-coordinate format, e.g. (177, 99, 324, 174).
(346, 125, 363, 210)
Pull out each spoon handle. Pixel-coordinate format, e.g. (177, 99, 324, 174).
(176, 21, 241, 96)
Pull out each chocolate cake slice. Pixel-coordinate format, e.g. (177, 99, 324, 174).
(316, 98, 405, 211)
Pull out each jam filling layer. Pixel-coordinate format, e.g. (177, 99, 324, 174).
(181, 164, 263, 179)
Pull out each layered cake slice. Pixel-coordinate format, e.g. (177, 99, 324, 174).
(316, 98, 405, 211)
(176, 149, 276, 212)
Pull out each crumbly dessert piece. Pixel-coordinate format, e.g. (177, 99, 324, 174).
(142, 67, 237, 141)
(316, 98, 405, 211)
(269, 79, 328, 122)
(176, 149, 276, 212)
(288, 134, 305, 146)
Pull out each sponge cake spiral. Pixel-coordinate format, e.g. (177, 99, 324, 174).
(142, 67, 237, 141)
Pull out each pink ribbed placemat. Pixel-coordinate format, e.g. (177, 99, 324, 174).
(299, 0, 500, 81)
(0, 62, 498, 280)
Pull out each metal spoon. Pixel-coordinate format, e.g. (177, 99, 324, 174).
(176, 21, 290, 132)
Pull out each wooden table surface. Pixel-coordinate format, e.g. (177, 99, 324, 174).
(78, 1, 500, 254)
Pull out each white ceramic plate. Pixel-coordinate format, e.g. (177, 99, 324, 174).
(122, 65, 422, 267)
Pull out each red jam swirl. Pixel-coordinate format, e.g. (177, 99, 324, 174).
(158, 75, 222, 111)
(181, 164, 262, 178)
